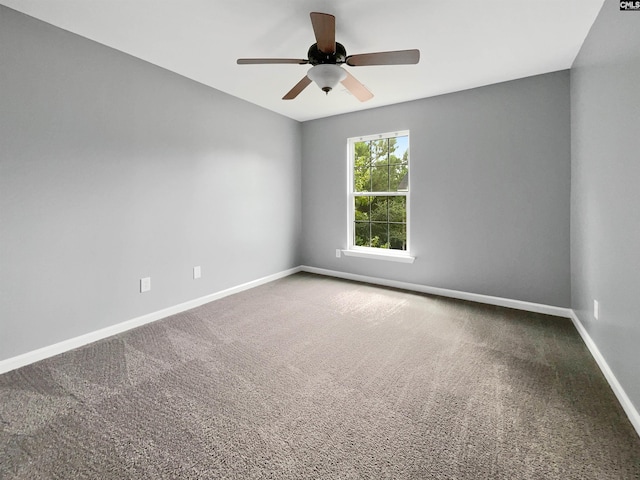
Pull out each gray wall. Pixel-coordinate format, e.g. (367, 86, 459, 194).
(0, 7, 301, 361)
(301, 72, 571, 307)
(571, 0, 640, 411)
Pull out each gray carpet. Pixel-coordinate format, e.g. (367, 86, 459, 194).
(1, 272, 639, 479)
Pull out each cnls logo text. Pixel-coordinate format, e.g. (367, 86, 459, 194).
(620, 1, 640, 10)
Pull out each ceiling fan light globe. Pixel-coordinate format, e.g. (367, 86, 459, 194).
(307, 65, 346, 94)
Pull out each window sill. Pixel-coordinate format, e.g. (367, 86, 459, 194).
(342, 249, 415, 264)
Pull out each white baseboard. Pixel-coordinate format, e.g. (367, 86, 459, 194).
(568, 310, 640, 438)
(0, 266, 302, 375)
(301, 265, 572, 318)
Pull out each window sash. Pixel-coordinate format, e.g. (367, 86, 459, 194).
(347, 130, 410, 254)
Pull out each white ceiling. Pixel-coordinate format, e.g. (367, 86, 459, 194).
(3, 0, 604, 122)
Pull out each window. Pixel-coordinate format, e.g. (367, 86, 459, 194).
(347, 131, 411, 260)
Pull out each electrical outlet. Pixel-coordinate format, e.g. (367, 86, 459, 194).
(336, 249, 341, 258)
(140, 277, 151, 293)
(193, 266, 201, 279)
(594, 300, 599, 320)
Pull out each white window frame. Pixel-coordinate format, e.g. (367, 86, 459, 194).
(345, 130, 415, 263)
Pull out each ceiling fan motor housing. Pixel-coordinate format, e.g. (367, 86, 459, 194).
(308, 42, 347, 65)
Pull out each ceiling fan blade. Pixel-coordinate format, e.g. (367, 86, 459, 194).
(237, 58, 308, 65)
(341, 71, 373, 102)
(283, 76, 313, 100)
(346, 49, 420, 67)
(310, 12, 336, 54)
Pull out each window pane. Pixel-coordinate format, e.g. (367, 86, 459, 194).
(354, 196, 371, 221)
(371, 139, 389, 166)
(388, 196, 406, 223)
(371, 166, 389, 192)
(354, 166, 370, 192)
(371, 223, 389, 248)
(354, 222, 370, 247)
(354, 141, 371, 167)
(389, 224, 407, 250)
(390, 165, 408, 191)
(370, 196, 388, 222)
(390, 135, 409, 165)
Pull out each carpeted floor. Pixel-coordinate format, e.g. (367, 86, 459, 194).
(1, 272, 639, 479)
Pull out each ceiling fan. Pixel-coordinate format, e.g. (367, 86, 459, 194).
(237, 12, 420, 102)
